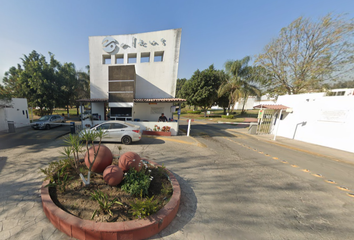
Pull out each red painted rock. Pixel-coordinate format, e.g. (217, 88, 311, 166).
(103, 165, 124, 186)
(118, 152, 142, 172)
(84, 145, 113, 173)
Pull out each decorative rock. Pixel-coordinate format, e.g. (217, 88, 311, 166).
(103, 165, 123, 186)
(84, 145, 113, 173)
(118, 152, 142, 172)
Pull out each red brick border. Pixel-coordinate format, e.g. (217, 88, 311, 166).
(41, 159, 181, 240)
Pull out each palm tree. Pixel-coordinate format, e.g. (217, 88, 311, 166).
(218, 57, 261, 114)
(76, 65, 90, 115)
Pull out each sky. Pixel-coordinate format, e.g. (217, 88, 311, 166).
(1, 0, 354, 83)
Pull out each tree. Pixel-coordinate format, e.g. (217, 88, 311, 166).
(0, 50, 81, 116)
(180, 65, 223, 117)
(256, 14, 354, 95)
(218, 57, 261, 114)
(75, 66, 91, 115)
(1, 65, 23, 100)
(176, 78, 187, 98)
(57, 62, 77, 113)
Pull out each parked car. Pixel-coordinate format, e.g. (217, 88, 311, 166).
(31, 115, 66, 130)
(79, 121, 141, 145)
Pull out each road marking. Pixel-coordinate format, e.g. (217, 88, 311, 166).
(302, 169, 310, 173)
(291, 164, 299, 168)
(337, 186, 350, 192)
(325, 180, 336, 184)
(281, 160, 288, 164)
(312, 173, 323, 178)
(272, 157, 279, 160)
(347, 193, 354, 198)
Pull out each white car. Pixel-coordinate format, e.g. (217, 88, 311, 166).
(79, 121, 141, 145)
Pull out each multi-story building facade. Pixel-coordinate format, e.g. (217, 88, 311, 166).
(86, 29, 184, 122)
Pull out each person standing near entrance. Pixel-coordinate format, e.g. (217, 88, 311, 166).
(158, 113, 168, 122)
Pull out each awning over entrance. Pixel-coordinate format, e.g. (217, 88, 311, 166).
(253, 104, 289, 110)
(134, 98, 186, 103)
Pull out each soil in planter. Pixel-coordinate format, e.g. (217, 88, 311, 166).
(48, 158, 173, 222)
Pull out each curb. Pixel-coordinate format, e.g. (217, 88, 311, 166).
(41, 159, 181, 240)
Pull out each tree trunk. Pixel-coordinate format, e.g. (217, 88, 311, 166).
(223, 107, 226, 115)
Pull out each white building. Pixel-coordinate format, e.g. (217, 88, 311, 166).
(81, 29, 184, 126)
(272, 90, 354, 153)
(0, 98, 30, 132)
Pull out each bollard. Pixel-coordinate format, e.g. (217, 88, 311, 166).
(70, 122, 75, 134)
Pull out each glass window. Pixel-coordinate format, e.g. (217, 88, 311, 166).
(115, 54, 124, 64)
(154, 51, 164, 62)
(103, 55, 111, 64)
(111, 123, 127, 129)
(140, 52, 150, 63)
(97, 123, 111, 130)
(128, 53, 137, 64)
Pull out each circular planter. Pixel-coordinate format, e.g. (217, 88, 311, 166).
(41, 159, 181, 240)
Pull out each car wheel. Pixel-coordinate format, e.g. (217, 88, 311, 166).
(45, 124, 50, 130)
(121, 136, 132, 145)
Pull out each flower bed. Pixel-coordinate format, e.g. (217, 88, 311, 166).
(143, 131, 172, 136)
(41, 159, 181, 240)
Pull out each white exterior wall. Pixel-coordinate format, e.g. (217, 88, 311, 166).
(89, 29, 182, 100)
(234, 97, 256, 110)
(0, 98, 30, 131)
(91, 102, 105, 120)
(133, 103, 174, 121)
(275, 93, 354, 153)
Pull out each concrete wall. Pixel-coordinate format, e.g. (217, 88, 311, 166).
(275, 93, 354, 153)
(132, 103, 174, 121)
(0, 98, 30, 132)
(89, 29, 182, 100)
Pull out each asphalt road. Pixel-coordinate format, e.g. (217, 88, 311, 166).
(0, 125, 71, 151)
(1, 122, 354, 239)
(171, 121, 354, 239)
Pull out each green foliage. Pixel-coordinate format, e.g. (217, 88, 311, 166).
(219, 56, 261, 114)
(90, 190, 123, 219)
(180, 65, 224, 115)
(221, 115, 234, 119)
(40, 158, 71, 182)
(44, 166, 73, 192)
(0, 51, 90, 114)
(62, 133, 84, 174)
(121, 167, 151, 197)
(157, 163, 167, 177)
(186, 110, 201, 114)
(161, 182, 173, 196)
(256, 13, 354, 95)
(129, 191, 159, 219)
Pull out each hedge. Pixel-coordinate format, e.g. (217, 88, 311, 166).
(221, 115, 234, 119)
(187, 111, 202, 114)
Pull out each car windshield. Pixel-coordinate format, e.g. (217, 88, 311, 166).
(38, 116, 50, 121)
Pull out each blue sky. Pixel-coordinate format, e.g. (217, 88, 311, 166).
(1, 0, 353, 83)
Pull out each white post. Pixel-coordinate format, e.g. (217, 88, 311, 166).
(187, 119, 191, 137)
(273, 109, 283, 141)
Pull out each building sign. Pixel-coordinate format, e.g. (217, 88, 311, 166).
(102, 36, 167, 54)
(102, 36, 118, 54)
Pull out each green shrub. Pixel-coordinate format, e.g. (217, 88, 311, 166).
(187, 110, 201, 114)
(90, 190, 123, 219)
(129, 191, 159, 219)
(33, 109, 51, 116)
(221, 115, 234, 119)
(121, 168, 151, 197)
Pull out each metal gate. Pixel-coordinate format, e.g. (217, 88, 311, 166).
(256, 109, 276, 134)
